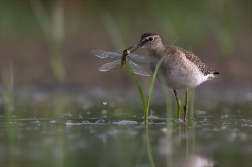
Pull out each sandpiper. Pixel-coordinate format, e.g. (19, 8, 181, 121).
(124, 32, 219, 121)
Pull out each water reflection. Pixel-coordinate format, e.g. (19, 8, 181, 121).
(0, 115, 251, 167)
(161, 122, 215, 167)
(180, 155, 214, 167)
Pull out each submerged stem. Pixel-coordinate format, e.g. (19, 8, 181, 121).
(146, 125, 155, 167)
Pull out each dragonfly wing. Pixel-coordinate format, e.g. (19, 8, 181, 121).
(99, 59, 121, 72)
(128, 61, 153, 76)
(128, 53, 157, 64)
(91, 50, 121, 58)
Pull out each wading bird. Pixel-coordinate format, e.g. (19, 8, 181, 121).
(124, 32, 219, 121)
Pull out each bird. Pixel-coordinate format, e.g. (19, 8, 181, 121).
(124, 32, 219, 121)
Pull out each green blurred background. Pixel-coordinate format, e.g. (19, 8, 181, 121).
(0, 0, 251, 90)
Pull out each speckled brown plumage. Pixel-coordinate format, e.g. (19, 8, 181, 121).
(173, 46, 219, 76)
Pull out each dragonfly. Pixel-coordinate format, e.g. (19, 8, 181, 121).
(91, 50, 156, 76)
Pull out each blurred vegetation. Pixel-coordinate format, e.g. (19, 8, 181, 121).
(0, 62, 14, 120)
(0, 0, 251, 88)
(31, 0, 66, 81)
(0, 0, 250, 118)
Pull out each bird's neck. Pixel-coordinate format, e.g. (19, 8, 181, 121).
(148, 45, 167, 59)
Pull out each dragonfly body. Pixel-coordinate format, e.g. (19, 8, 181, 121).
(121, 50, 130, 68)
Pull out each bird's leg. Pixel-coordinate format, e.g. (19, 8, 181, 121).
(173, 90, 181, 120)
(184, 88, 188, 122)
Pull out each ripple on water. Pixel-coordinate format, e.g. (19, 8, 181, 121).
(95, 119, 105, 123)
(49, 120, 56, 123)
(82, 120, 91, 124)
(112, 120, 138, 125)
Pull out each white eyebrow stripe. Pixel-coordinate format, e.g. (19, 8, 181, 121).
(144, 35, 159, 40)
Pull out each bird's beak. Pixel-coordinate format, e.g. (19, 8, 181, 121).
(123, 39, 148, 54)
(123, 43, 141, 54)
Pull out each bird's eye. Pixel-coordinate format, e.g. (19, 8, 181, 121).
(148, 37, 154, 42)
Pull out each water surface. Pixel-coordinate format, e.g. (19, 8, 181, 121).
(0, 88, 251, 167)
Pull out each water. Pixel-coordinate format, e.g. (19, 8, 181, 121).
(0, 89, 251, 167)
(0, 114, 251, 167)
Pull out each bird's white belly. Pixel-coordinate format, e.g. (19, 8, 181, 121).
(161, 60, 209, 89)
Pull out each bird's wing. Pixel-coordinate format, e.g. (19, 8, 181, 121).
(174, 46, 219, 76)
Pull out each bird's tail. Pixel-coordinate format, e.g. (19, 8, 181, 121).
(208, 70, 220, 80)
